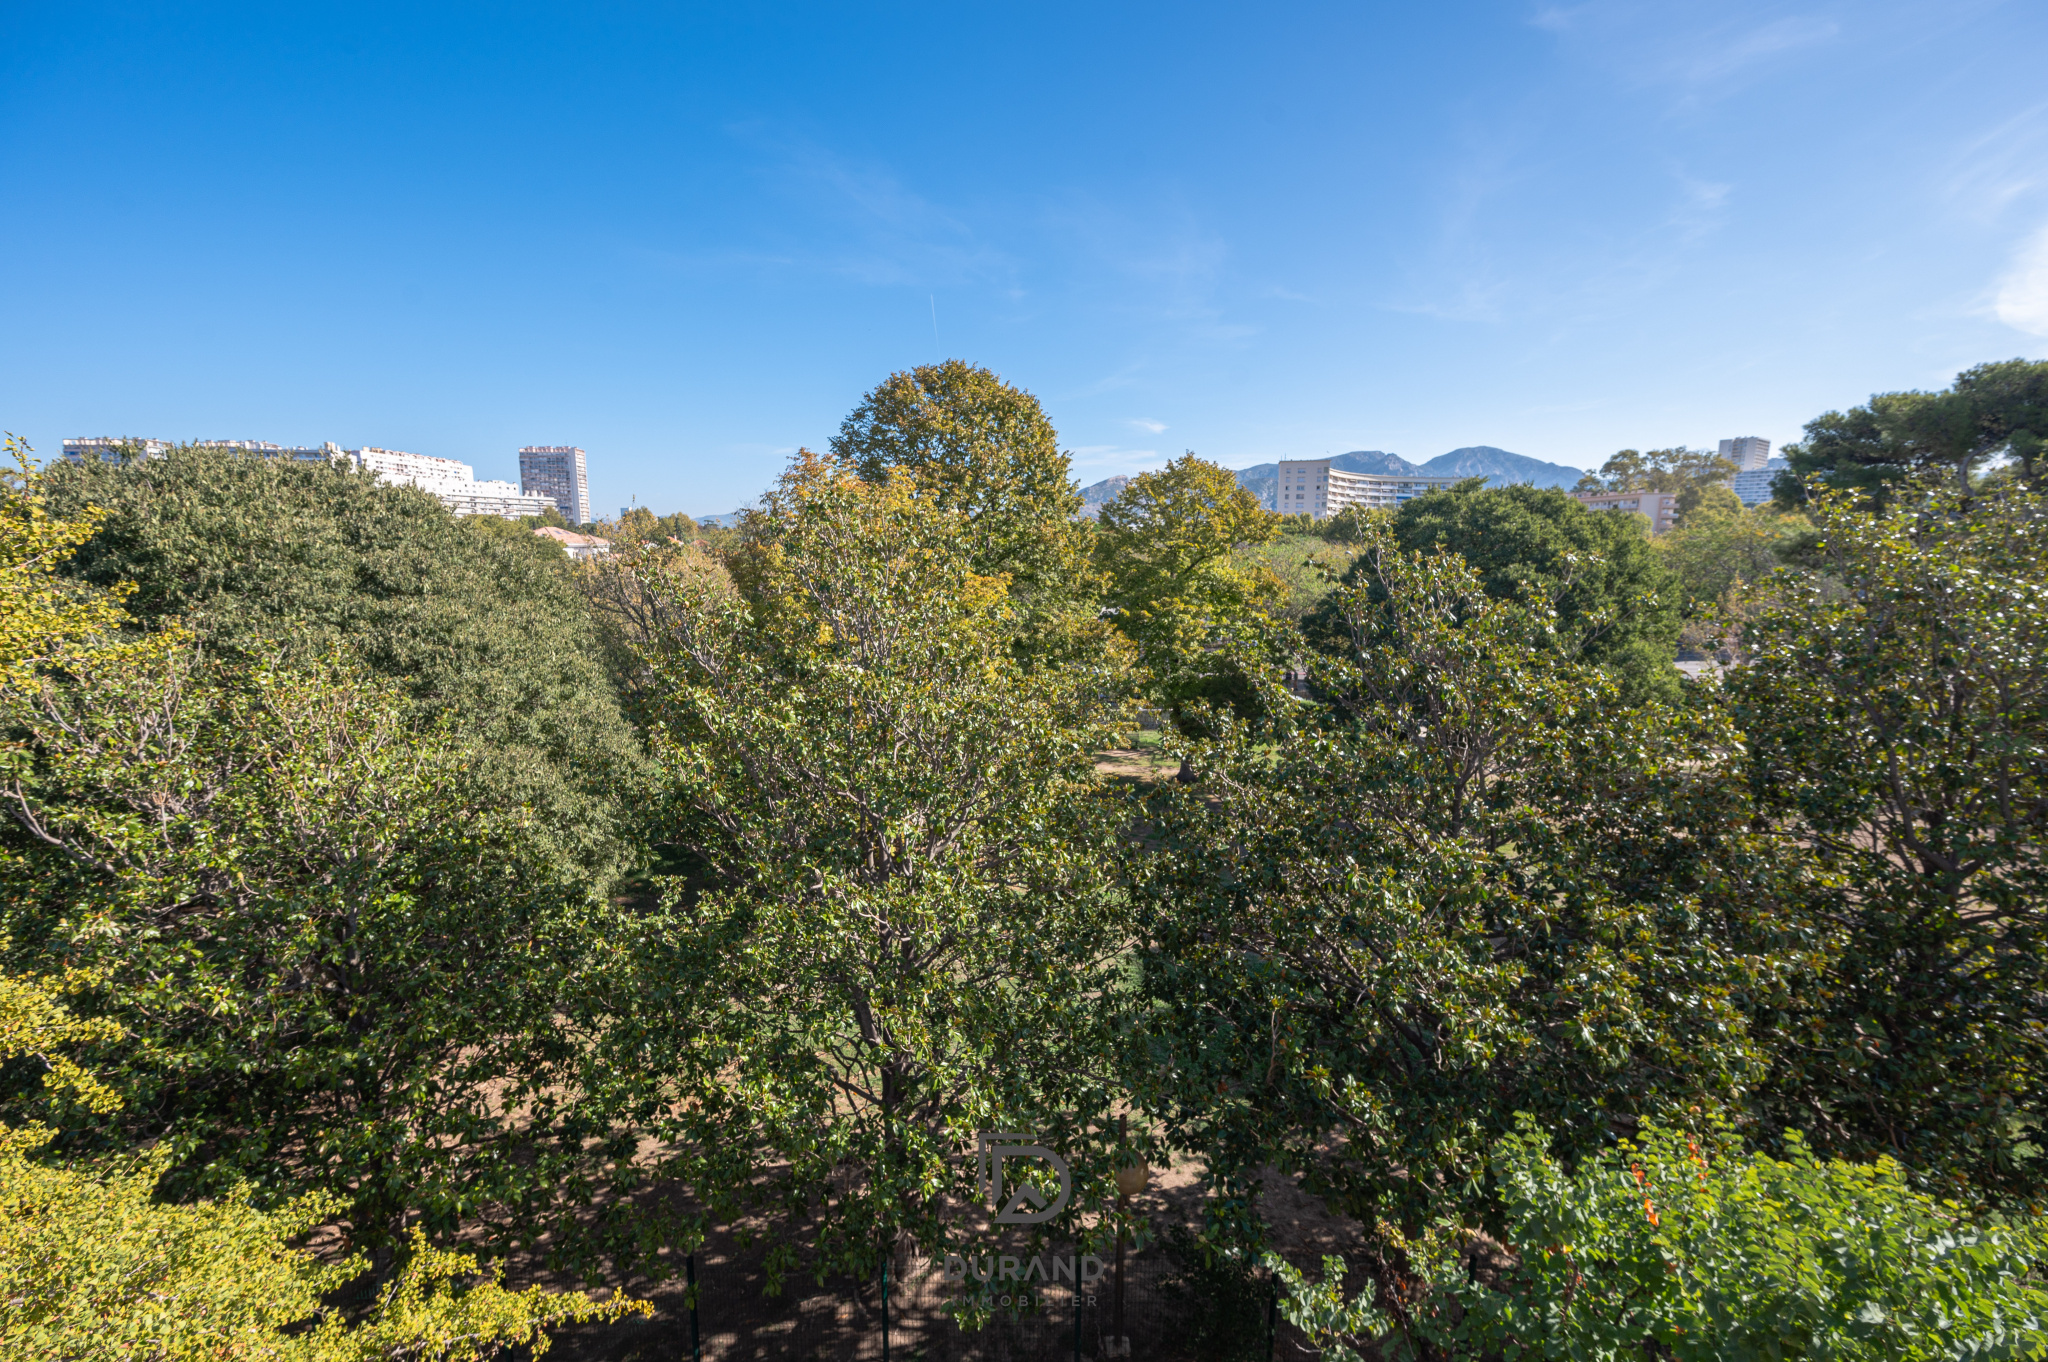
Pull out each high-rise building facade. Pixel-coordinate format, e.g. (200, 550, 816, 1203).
(353, 446, 556, 517)
(1717, 436, 1772, 472)
(1732, 459, 1790, 507)
(1275, 459, 1461, 519)
(519, 446, 590, 525)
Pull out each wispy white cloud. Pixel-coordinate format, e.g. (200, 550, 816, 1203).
(653, 131, 1261, 361)
(1068, 443, 1164, 476)
(1673, 16, 1839, 86)
(1036, 190, 1258, 345)
(1994, 223, 2048, 336)
(1125, 417, 1168, 434)
(1385, 274, 1512, 324)
(641, 124, 1019, 292)
(1529, 4, 1842, 100)
(1527, 6, 1587, 34)
(1669, 173, 1733, 242)
(1945, 101, 2048, 223)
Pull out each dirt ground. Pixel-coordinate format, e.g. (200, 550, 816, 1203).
(503, 1149, 1359, 1361)
(1092, 746, 1178, 786)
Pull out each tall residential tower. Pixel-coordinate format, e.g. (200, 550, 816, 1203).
(1717, 436, 1772, 471)
(519, 446, 590, 525)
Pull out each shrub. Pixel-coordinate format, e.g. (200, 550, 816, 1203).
(1271, 1117, 2048, 1361)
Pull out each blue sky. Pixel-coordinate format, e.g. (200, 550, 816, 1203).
(4, 2, 2045, 518)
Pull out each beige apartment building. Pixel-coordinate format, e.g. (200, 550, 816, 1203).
(1275, 459, 1461, 518)
(1573, 488, 1681, 534)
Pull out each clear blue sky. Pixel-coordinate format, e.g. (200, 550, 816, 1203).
(4, 2, 2045, 517)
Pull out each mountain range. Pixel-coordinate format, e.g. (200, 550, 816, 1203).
(699, 447, 1587, 522)
(1081, 445, 1586, 513)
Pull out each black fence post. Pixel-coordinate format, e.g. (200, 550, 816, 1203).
(882, 1252, 891, 1362)
(1266, 1277, 1278, 1361)
(1073, 1260, 1083, 1362)
(685, 1252, 701, 1362)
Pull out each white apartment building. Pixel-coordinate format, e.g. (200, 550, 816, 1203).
(66, 436, 338, 465)
(519, 446, 590, 525)
(1274, 459, 1461, 518)
(195, 439, 342, 466)
(350, 446, 477, 493)
(1732, 458, 1790, 507)
(350, 446, 557, 518)
(62, 436, 171, 463)
(1717, 436, 1772, 472)
(60, 435, 559, 519)
(1574, 488, 1681, 534)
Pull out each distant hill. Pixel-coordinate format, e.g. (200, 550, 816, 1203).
(1235, 450, 1419, 509)
(1076, 445, 1584, 516)
(1077, 475, 1131, 517)
(1419, 446, 1584, 489)
(695, 511, 746, 528)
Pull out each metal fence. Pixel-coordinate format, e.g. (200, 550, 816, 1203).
(673, 1236, 1280, 1362)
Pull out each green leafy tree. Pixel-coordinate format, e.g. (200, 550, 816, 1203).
(831, 360, 1100, 658)
(1094, 454, 1286, 734)
(1272, 1118, 2048, 1362)
(0, 437, 136, 684)
(0, 966, 643, 1360)
(1654, 497, 1808, 652)
(0, 444, 641, 1355)
(607, 453, 1142, 1284)
(1727, 482, 2048, 1202)
(1361, 482, 1682, 705)
(1240, 533, 1358, 622)
(605, 505, 697, 547)
(1575, 445, 1738, 498)
(44, 444, 642, 881)
(0, 641, 654, 1263)
(1127, 533, 1784, 1258)
(1673, 476, 1741, 526)
(1779, 359, 2048, 505)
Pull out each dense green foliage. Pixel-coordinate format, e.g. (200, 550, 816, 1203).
(0, 449, 637, 1357)
(1656, 496, 1805, 611)
(8, 355, 2048, 1356)
(1095, 453, 1284, 731)
(1730, 484, 2048, 1201)
(1238, 531, 1357, 621)
(1574, 444, 1739, 503)
(0, 969, 641, 1360)
(1272, 1119, 2048, 1362)
(44, 445, 642, 879)
(1128, 532, 1783, 1242)
(601, 455, 1143, 1281)
(1326, 482, 1684, 704)
(1781, 358, 2048, 504)
(0, 643, 646, 1254)
(831, 360, 1099, 659)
